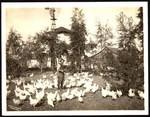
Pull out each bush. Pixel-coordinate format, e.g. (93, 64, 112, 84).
(6, 57, 28, 78)
(6, 57, 20, 78)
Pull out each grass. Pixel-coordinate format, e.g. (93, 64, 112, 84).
(6, 71, 144, 111)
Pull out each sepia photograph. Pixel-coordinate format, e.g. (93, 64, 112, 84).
(1, 2, 148, 116)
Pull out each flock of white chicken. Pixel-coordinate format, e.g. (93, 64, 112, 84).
(100, 81, 144, 100)
(6, 72, 144, 109)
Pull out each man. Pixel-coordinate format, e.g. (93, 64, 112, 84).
(57, 57, 65, 90)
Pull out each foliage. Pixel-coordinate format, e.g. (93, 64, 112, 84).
(136, 7, 143, 49)
(116, 12, 141, 91)
(96, 22, 114, 49)
(6, 28, 23, 58)
(6, 28, 26, 78)
(55, 41, 69, 58)
(102, 49, 118, 72)
(31, 27, 70, 72)
(70, 8, 87, 72)
(31, 29, 51, 72)
(135, 7, 144, 88)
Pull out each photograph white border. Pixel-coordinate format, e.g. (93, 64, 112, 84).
(1, 2, 148, 116)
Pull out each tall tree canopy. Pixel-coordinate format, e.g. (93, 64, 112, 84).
(96, 22, 114, 49)
(70, 8, 87, 72)
(6, 28, 23, 59)
(135, 7, 144, 88)
(32, 28, 57, 72)
(116, 12, 140, 91)
(6, 28, 25, 77)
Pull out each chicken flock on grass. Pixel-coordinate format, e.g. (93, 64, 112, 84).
(6, 73, 145, 108)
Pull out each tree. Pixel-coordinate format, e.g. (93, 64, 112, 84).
(70, 8, 87, 73)
(6, 28, 23, 59)
(96, 22, 114, 49)
(116, 12, 140, 91)
(17, 41, 32, 76)
(6, 28, 24, 78)
(31, 29, 51, 72)
(135, 7, 144, 88)
(102, 48, 118, 73)
(32, 27, 71, 72)
(136, 7, 143, 49)
(55, 41, 69, 58)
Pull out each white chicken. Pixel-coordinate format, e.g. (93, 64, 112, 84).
(75, 89, 82, 98)
(6, 84, 9, 90)
(84, 82, 93, 93)
(15, 85, 22, 93)
(14, 89, 20, 98)
(43, 74, 47, 79)
(53, 78, 58, 88)
(82, 72, 89, 79)
(47, 83, 53, 89)
(34, 81, 43, 89)
(116, 90, 122, 98)
(29, 95, 40, 107)
(13, 98, 23, 106)
(70, 80, 77, 87)
(71, 88, 78, 96)
(100, 85, 109, 98)
(8, 75, 11, 80)
(73, 73, 78, 77)
(35, 88, 45, 100)
(14, 86, 23, 98)
(66, 94, 75, 100)
(88, 73, 93, 77)
(76, 79, 84, 87)
(47, 98, 54, 107)
(64, 89, 75, 100)
(81, 90, 86, 97)
(23, 81, 28, 90)
(16, 79, 22, 86)
(18, 90, 29, 101)
(50, 73, 54, 77)
(128, 88, 135, 98)
(88, 78, 94, 83)
(99, 73, 104, 76)
(61, 93, 67, 101)
(137, 90, 144, 99)
(105, 81, 111, 91)
(26, 84, 36, 94)
(91, 83, 99, 93)
(24, 89, 31, 96)
(61, 89, 70, 101)
(56, 91, 61, 102)
(31, 80, 35, 84)
(78, 96, 83, 103)
(108, 91, 117, 100)
(6, 79, 10, 84)
(46, 92, 57, 107)
(29, 73, 34, 77)
(65, 83, 72, 88)
(46, 91, 57, 102)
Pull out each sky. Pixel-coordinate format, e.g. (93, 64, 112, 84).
(4, 2, 141, 44)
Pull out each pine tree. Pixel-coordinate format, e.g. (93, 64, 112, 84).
(96, 22, 114, 49)
(116, 12, 140, 90)
(135, 7, 144, 88)
(6, 28, 24, 78)
(70, 8, 87, 73)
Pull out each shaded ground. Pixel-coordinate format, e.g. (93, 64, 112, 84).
(7, 71, 144, 111)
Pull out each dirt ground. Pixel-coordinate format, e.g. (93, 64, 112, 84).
(6, 71, 144, 111)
